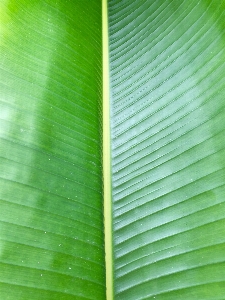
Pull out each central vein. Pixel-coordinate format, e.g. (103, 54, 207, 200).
(102, 0, 113, 299)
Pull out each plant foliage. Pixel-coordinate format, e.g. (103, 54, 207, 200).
(1, 0, 225, 299)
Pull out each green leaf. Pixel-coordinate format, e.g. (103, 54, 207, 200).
(108, 0, 225, 299)
(0, 1, 105, 299)
(1, 0, 225, 299)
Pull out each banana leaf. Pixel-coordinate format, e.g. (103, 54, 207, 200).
(0, 1, 105, 299)
(108, 0, 225, 299)
(1, 0, 225, 299)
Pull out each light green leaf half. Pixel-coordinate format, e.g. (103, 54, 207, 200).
(0, 1, 105, 299)
(108, 0, 225, 299)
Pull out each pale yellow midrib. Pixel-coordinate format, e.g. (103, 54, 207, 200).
(102, 0, 113, 299)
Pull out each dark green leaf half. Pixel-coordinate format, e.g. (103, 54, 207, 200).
(108, 1, 225, 299)
(0, 1, 105, 299)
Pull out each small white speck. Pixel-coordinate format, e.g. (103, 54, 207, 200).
(69, 267, 71, 270)
(41, 274, 42, 276)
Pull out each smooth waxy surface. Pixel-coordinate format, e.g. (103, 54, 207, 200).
(0, 1, 105, 299)
(108, 1, 225, 299)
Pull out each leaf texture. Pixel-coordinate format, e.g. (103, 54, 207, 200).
(0, 1, 105, 299)
(108, 0, 225, 299)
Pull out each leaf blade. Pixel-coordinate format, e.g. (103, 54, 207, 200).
(0, 1, 105, 299)
(108, 0, 225, 299)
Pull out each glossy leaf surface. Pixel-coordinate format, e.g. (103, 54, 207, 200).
(0, 1, 105, 299)
(1, 0, 225, 299)
(108, 0, 225, 299)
